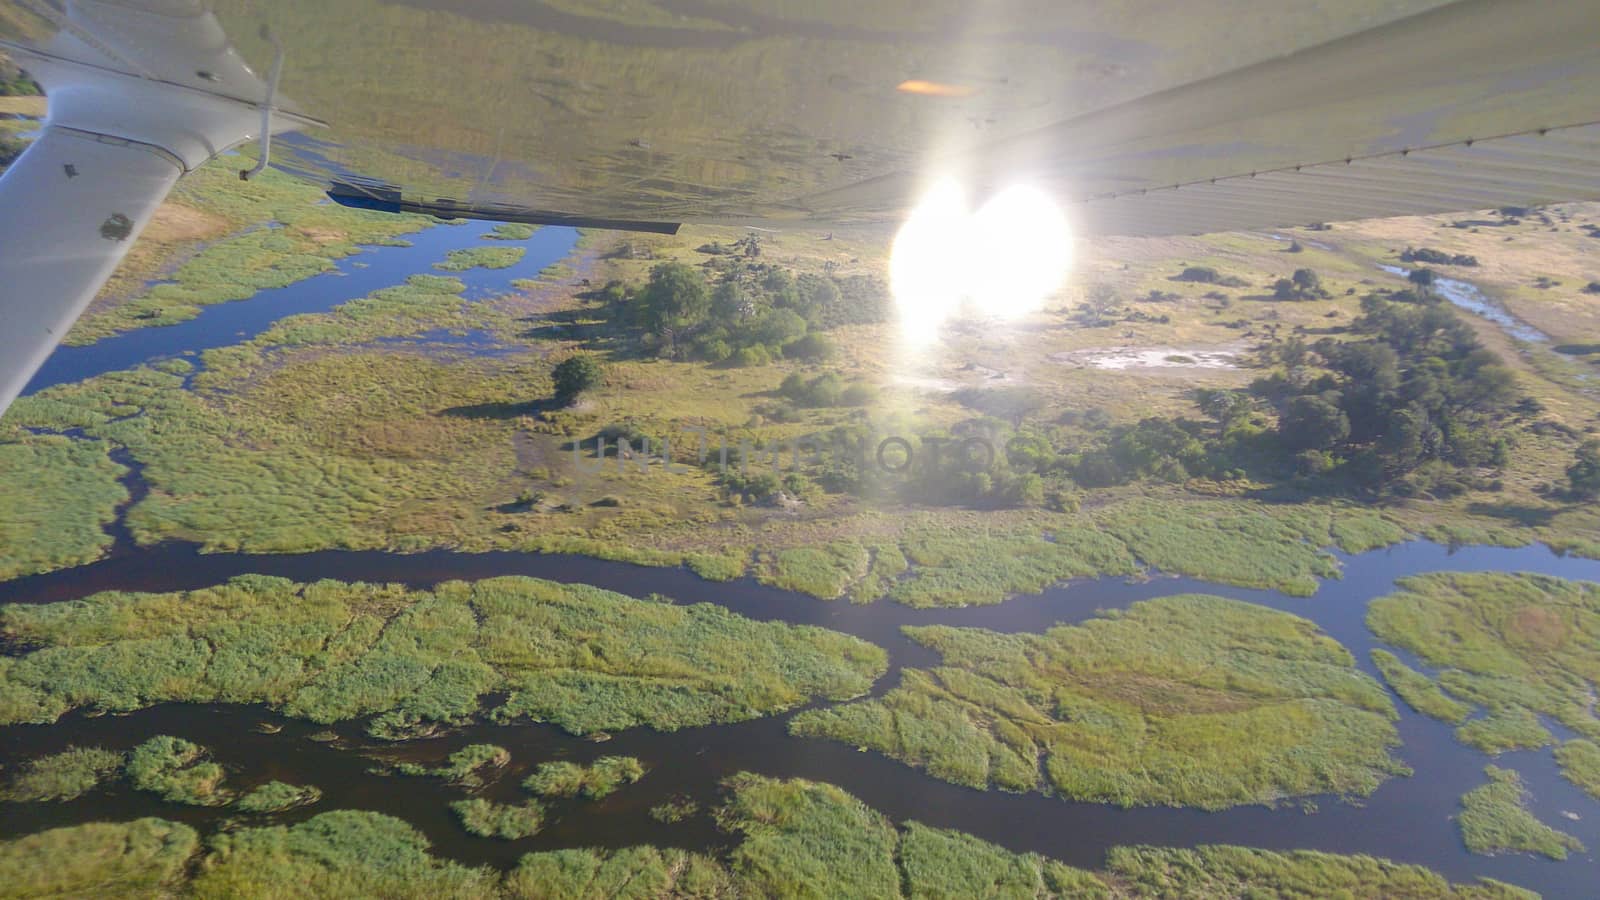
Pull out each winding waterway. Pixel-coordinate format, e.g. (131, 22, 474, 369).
(20, 220, 579, 395)
(3, 540, 1600, 896)
(3, 219, 1599, 896)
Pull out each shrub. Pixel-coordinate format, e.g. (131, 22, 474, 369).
(733, 345, 772, 367)
(784, 332, 837, 361)
(551, 353, 604, 404)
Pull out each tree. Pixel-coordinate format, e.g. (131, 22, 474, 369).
(636, 262, 710, 349)
(1079, 284, 1119, 325)
(552, 354, 604, 404)
(1280, 394, 1350, 452)
(1570, 440, 1600, 499)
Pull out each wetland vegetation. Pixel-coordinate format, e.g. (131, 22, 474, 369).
(522, 756, 646, 800)
(0, 575, 885, 734)
(791, 594, 1406, 809)
(1366, 572, 1600, 764)
(1458, 766, 1584, 860)
(0, 774, 1533, 899)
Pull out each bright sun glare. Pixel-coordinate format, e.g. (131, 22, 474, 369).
(890, 181, 1073, 345)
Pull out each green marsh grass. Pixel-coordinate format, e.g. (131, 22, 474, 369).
(0, 773, 1532, 899)
(1371, 649, 1474, 724)
(435, 245, 525, 272)
(0, 818, 197, 899)
(522, 756, 644, 800)
(0, 575, 885, 736)
(1554, 739, 1600, 800)
(792, 594, 1405, 809)
(450, 798, 544, 839)
(236, 781, 323, 814)
(0, 433, 129, 580)
(0, 746, 123, 802)
(1368, 572, 1600, 748)
(125, 735, 231, 806)
(1458, 765, 1584, 859)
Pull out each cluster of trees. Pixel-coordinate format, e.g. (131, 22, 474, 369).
(1262, 289, 1522, 492)
(1401, 247, 1479, 267)
(1272, 268, 1331, 301)
(607, 259, 889, 365)
(975, 287, 1525, 497)
(1173, 266, 1249, 288)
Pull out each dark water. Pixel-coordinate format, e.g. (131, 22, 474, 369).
(3, 540, 1600, 896)
(20, 221, 579, 395)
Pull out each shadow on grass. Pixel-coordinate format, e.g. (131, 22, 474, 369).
(1466, 501, 1562, 528)
(1553, 343, 1600, 357)
(439, 398, 561, 420)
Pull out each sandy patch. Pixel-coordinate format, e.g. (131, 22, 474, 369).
(144, 203, 229, 243)
(1051, 346, 1241, 370)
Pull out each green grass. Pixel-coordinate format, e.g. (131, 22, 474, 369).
(900, 821, 1108, 898)
(522, 756, 645, 799)
(434, 245, 525, 272)
(397, 744, 511, 788)
(1554, 739, 1600, 800)
(0, 773, 1532, 898)
(192, 809, 499, 898)
(1458, 765, 1584, 860)
(125, 735, 231, 806)
(236, 780, 323, 814)
(244, 273, 477, 350)
(647, 796, 699, 823)
(1095, 498, 1345, 596)
(0, 433, 129, 580)
(762, 542, 867, 599)
(484, 223, 538, 240)
(1455, 707, 1554, 755)
(504, 846, 733, 898)
(0, 746, 123, 802)
(792, 594, 1405, 810)
(1371, 649, 1474, 724)
(1367, 572, 1600, 747)
(0, 575, 885, 737)
(450, 798, 545, 839)
(0, 818, 197, 899)
(717, 772, 903, 899)
(888, 523, 1136, 608)
(1102, 844, 1534, 899)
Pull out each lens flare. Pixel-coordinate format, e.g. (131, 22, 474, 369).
(970, 185, 1074, 318)
(889, 179, 970, 345)
(890, 181, 1073, 345)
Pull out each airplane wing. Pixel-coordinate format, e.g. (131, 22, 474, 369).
(1, 0, 1598, 411)
(177, 0, 1600, 233)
